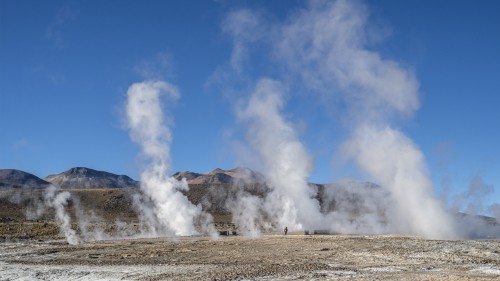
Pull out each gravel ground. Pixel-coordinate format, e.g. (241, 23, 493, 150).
(1, 234, 500, 280)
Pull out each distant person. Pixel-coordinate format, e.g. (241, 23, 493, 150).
(284, 227, 288, 235)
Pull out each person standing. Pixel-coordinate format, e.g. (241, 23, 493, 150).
(284, 227, 288, 235)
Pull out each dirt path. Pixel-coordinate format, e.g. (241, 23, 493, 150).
(1, 234, 500, 280)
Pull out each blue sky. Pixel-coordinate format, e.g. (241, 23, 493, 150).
(1, 1, 499, 207)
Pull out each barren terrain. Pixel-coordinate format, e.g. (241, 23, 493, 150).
(2, 234, 500, 280)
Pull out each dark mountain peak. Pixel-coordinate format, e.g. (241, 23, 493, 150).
(0, 169, 49, 188)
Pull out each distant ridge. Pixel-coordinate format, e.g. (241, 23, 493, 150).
(44, 167, 138, 189)
(173, 167, 265, 184)
(0, 166, 381, 192)
(0, 169, 50, 189)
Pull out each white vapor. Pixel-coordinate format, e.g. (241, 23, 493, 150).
(273, 0, 456, 239)
(221, 0, 458, 239)
(23, 184, 109, 243)
(450, 177, 500, 238)
(222, 9, 263, 73)
(44, 185, 79, 245)
(225, 187, 265, 238)
(454, 176, 494, 215)
(125, 80, 205, 237)
(236, 79, 323, 233)
(321, 180, 394, 235)
(276, 0, 419, 122)
(343, 125, 456, 238)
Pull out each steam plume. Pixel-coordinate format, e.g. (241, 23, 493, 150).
(236, 79, 323, 232)
(43, 185, 79, 245)
(321, 180, 394, 234)
(451, 177, 499, 238)
(222, 9, 263, 73)
(278, 0, 457, 238)
(275, 0, 456, 239)
(222, 0, 458, 239)
(125, 80, 202, 236)
(343, 125, 456, 238)
(225, 187, 264, 238)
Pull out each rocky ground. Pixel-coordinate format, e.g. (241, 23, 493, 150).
(1, 234, 500, 280)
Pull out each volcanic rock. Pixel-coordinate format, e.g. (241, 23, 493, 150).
(44, 167, 138, 189)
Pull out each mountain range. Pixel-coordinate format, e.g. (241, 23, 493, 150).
(0, 167, 138, 189)
(0, 166, 374, 192)
(0, 167, 267, 189)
